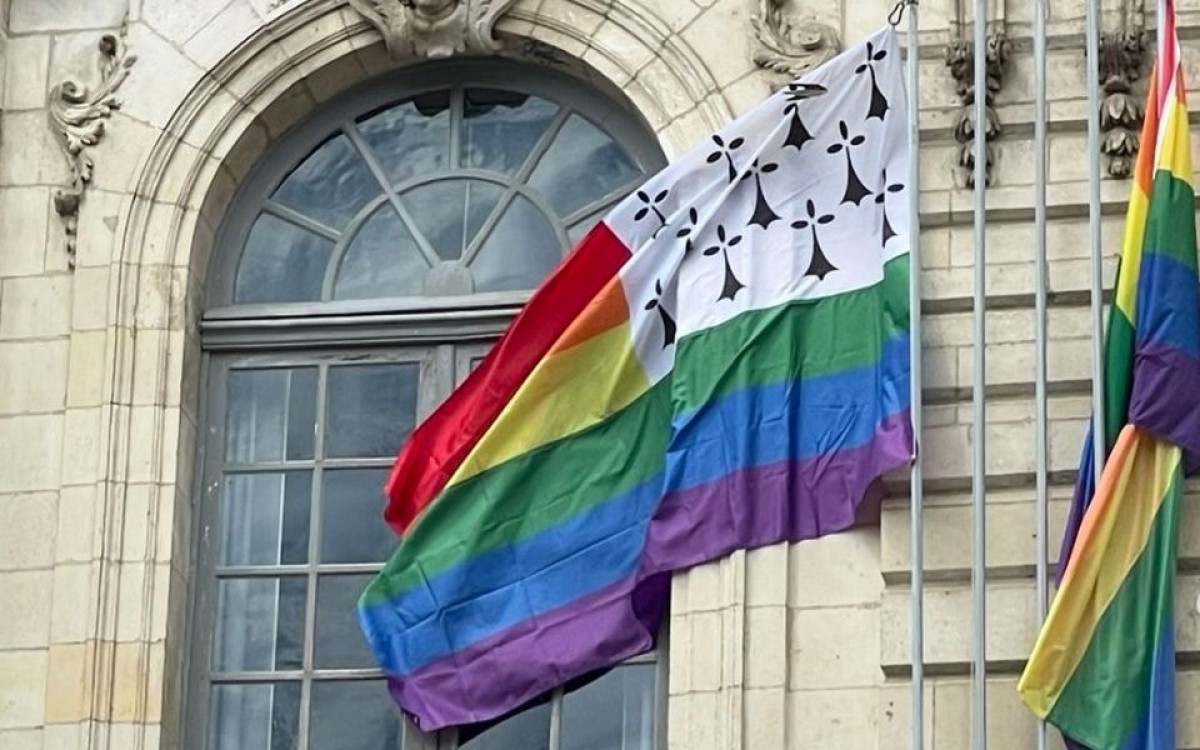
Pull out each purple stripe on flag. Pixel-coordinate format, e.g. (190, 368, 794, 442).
(388, 572, 670, 732)
(641, 410, 913, 575)
(1130, 342, 1200, 459)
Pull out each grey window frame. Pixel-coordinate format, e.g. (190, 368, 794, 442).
(187, 58, 670, 750)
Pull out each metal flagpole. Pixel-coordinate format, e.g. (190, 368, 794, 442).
(970, 0, 988, 746)
(905, 2, 925, 749)
(1032, 0, 1050, 747)
(1086, 0, 1107, 494)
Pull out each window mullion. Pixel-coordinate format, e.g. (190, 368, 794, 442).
(297, 362, 329, 750)
(342, 123, 443, 268)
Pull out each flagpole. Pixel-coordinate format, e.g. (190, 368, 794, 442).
(1032, 0, 1050, 747)
(1086, 0, 1106, 495)
(905, 3, 925, 749)
(970, 0, 988, 745)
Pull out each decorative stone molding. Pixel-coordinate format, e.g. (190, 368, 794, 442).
(1099, 25, 1147, 178)
(48, 25, 136, 269)
(751, 0, 841, 87)
(347, 0, 518, 59)
(945, 32, 1011, 189)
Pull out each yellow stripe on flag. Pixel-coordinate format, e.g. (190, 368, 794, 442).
(1018, 426, 1182, 716)
(448, 307, 650, 487)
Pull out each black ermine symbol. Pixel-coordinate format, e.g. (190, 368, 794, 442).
(791, 199, 838, 281)
(703, 224, 746, 301)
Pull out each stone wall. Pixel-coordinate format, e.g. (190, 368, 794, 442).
(0, 1, 1196, 749)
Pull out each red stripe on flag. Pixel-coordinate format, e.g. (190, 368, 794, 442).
(383, 221, 634, 535)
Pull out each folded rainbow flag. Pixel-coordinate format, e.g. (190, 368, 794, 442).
(359, 26, 914, 730)
(1019, 4, 1200, 747)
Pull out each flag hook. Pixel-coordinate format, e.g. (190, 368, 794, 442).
(888, 0, 915, 26)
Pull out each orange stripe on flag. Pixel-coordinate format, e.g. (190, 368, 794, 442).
(551, 278, 631, 355)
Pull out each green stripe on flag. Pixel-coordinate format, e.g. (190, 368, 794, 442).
(361, 381, 672, 605)
(673, 254, 909, 415)
(1046, 464, 1182, 747)
(1144, 170, 1199, 270)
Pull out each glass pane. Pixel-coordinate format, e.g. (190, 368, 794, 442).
(527, 114, 641, 216)
(458, 700, 551, 750)
(567, 212, 604, 245)
(358, 91, 451, 186)
(320, 469, 396, 564)
(235, 214, 332, 304)
(333, 206, 428, 300)
(208, 682, 301, 750)
(560, 665, 656, 750)
(471, 196, 562, 293)
(212, 577, 305, 672)
(462, 88, 559, 174)
(326, 364, 420, 458)
(310, 680, 402, 750)
(315, 574, 377, 669)
(226, 368, 317, 463)
(272, 134, 381, 230)
(219, 472, 311, 567)
(401, 179, 503, 261)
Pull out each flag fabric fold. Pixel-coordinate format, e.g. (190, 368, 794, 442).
(1019, 4, 1200, 747)
(360, 25, 913, 731)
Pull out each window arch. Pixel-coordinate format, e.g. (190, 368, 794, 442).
(191, 58, 668, 750)
(208, 60, 666, 312)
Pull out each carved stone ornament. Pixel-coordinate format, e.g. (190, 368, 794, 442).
(945, 33, 1011, 188)
(1099, 26, 1147, 178)
(48, 26, 136, 270)
(347, 0, 519, 59)
(751, 0, 841, 87)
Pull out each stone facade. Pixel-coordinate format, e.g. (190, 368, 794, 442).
(0, 0, 1196, 749)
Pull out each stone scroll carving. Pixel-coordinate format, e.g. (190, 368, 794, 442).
(945, 33, 1011, 189)
(751, 0, 841, 88)
(1099, 26, 1147, 178)
(48, 26, 136, 270)
(347, 0, 519, 59)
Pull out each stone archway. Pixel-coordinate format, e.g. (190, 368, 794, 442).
(87, 1, 739, 745)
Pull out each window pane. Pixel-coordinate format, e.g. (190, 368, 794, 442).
(560, 665, 656, 750)
(401, 179, 504, 262)
(226, 368, 317, 463)
(212, 577, 305, 673)
(208, 682, 301, 750)
(462, 88, 559, 174)
(320, 469, 396, 564)
(471, 195, 562, 293)
(315, 574, 377, 669)
(333, 206, 428, 300)
(220, 472, 311, 567)
(235, 214, 332, 304)
(458, 700, 551, 750)
(358, 92, 451, 186)
(527, 114, 641, 216)
(273, 134, 381, 230)
(326, 364, 419, 459)
(310, 680, 402, 750)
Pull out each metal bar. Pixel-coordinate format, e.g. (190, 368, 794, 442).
(905, 3, 925, 750)
(1032, 0, 1050, 748)
(970, 0, 989, 746)
(1086, 0, 1107, 493)
(1159, 0, 1169, 86)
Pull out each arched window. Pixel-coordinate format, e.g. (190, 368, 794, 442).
(190, 59, 668, 750)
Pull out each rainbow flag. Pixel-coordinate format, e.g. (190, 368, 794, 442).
(1019, 4, 1200, 747)
(359, 26, 914, 730)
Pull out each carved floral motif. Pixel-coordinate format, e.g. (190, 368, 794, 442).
(945, 33, 1011, 188)
(48, 26, 136, 269)
(751, 0, 841, 87)
(1099, 26, 1147, 178)
(347, 0, 518, 59)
